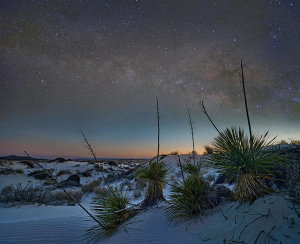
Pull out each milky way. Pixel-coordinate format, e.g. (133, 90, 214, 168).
(0, 0, 299, 158)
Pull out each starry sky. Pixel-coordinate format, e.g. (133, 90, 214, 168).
(0, 0, 299, 158)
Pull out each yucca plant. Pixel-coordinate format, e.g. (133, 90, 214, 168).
(87, 188, 138, 241)
(138, 161, 169, 207)
(210, 126, 280, 202)
(167, 175, 211, 223)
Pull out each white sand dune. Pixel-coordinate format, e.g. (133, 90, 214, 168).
(0, 195, 299, 243)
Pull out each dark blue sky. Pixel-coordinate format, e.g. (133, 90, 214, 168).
(0, 0, 299, 158)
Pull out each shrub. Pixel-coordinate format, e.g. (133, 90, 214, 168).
(57, 169, 71, 176)
(290, 139, 300, 146)
(82, 169, 93, 177)
(138, 161, 169, 207)
(167, 175, 211, 223)
(169, 151, 179, 155)
(0, 184, 83, 205)
(81, 179, 101, 193)
(0, 184, 49, 204)
(20, 161, 34, 168)
(28, 170, 51, 180)
(15, 169, 24, 174)
(204, 145, 214, 155)
(94, 187, 110, 196)
(210, 127, 281, 202)
(51, 190, 83, 204)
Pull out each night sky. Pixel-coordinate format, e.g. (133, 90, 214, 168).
(0, 0, 299, 158)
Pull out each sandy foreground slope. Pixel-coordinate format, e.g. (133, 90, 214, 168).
(0, 156, 299, 243)
(0, 194, 299, 244)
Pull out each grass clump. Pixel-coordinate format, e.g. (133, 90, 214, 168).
(57, 169, 71, 176)
(210, 126, 281, 202)
(15, 169, 24, 174)
(138, 161, 169, 207)
(0, 184, 83, 205)
(167, 175, 211, 224)
(0, 184, 49, 204)
(51, 190, 83, 205)
(81, 179, 101, 193)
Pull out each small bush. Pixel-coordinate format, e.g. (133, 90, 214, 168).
(20, 161, 34, 168)
(57, 169, 71, 176)
(81, 179, 101, 193)
(28, 170, 51, 180)
(169, 151, 179, 155)
(82, 169, 93, 177)
(290, 139, 300, 146)
(15, 169, 24, 174)
(204, 145, 214, 155)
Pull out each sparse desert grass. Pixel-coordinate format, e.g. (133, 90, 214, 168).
(0, 184, 49, 204)
(0, 161, 15, 175)
(81, 179, 101, 193)
(51, 189, 83, 204)
(0, 183, 83, 205)
(57, 169, 71, 176)
(94, 187, 110, 196)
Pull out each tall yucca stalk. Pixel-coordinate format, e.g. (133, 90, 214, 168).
(138, 98, 170, 207)
(211, 127, 279, 202)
